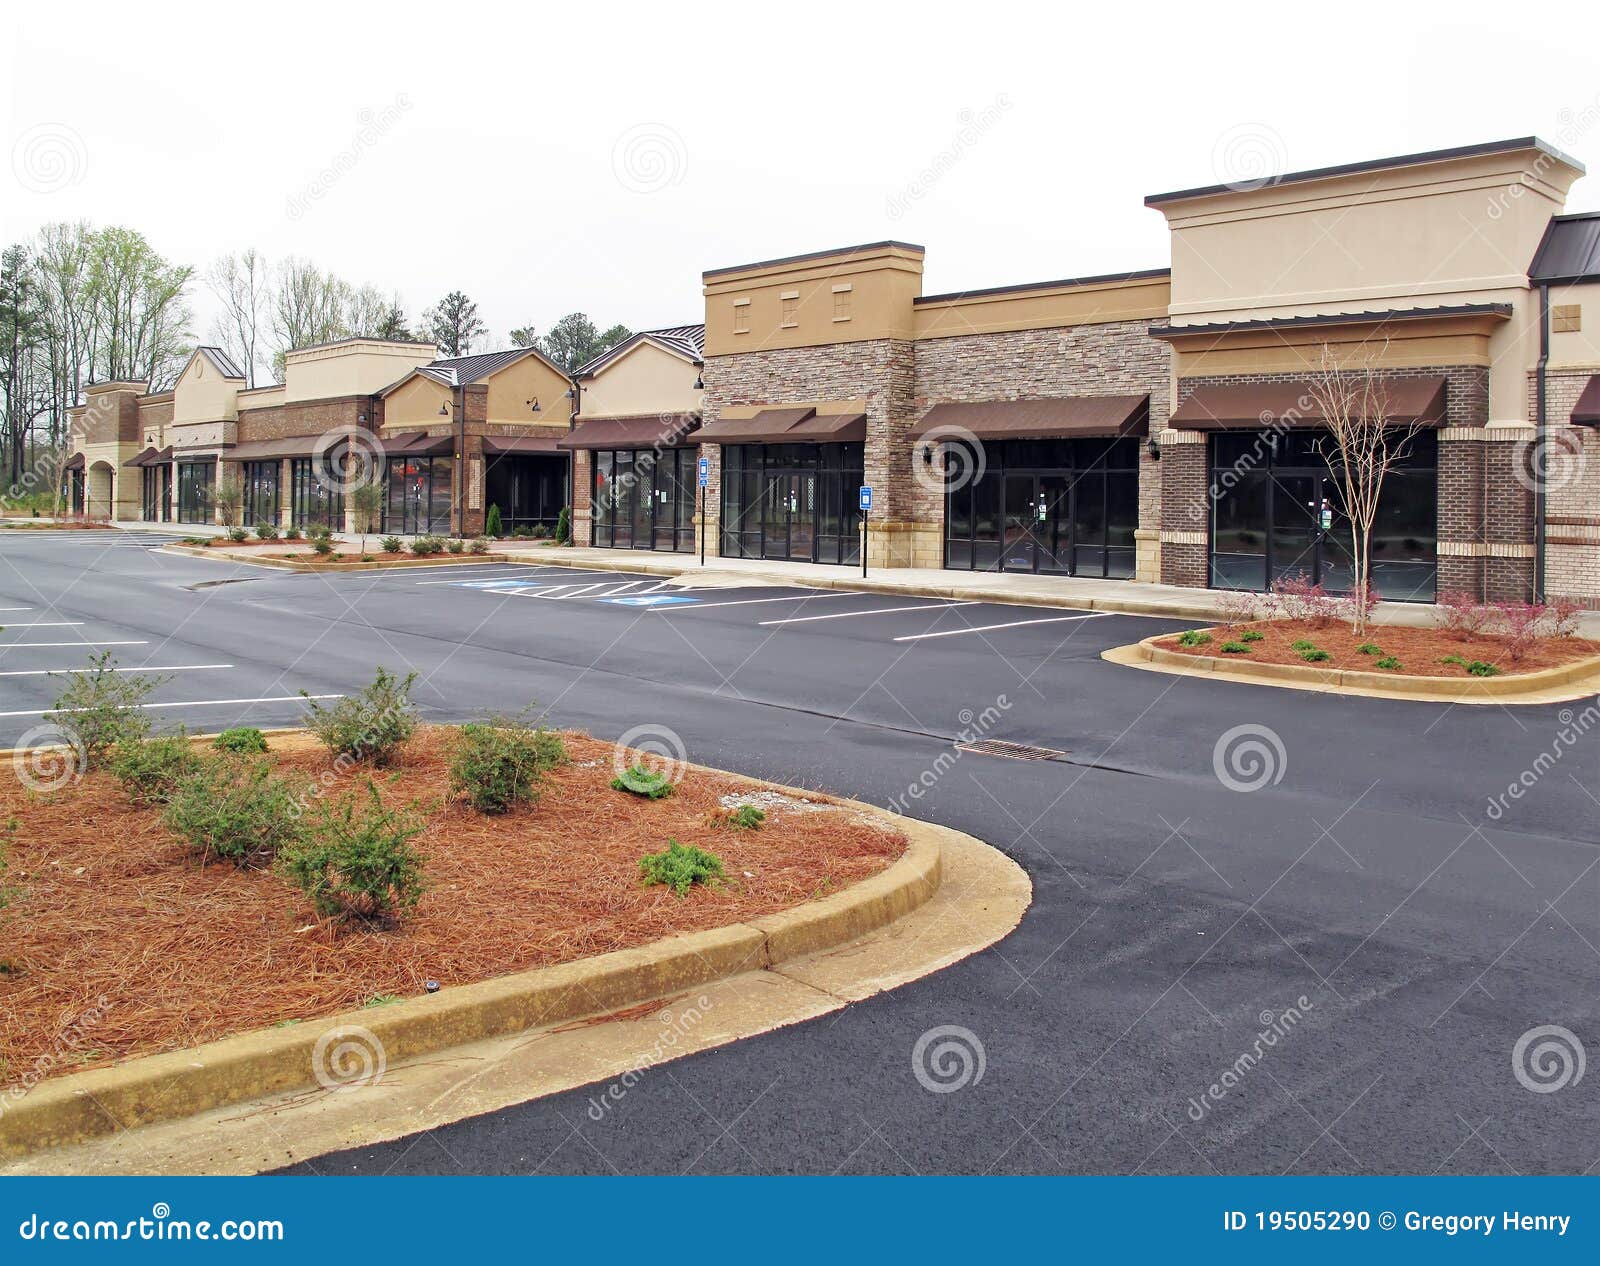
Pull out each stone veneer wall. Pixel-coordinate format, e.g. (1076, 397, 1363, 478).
(1163, 366, 1525, 599)
(1535, 368, 1600, 607)
(912, 319, 1170, 580)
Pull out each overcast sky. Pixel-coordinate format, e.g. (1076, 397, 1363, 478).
(6, 1, 1599, 350)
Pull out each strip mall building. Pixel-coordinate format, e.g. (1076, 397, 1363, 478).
(71, 136, 1600, 605)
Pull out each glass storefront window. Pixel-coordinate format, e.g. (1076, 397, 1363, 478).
(242, 461, 279, 529)
(176, 459, 215, 525)
(383, 456, 452, 535)
(589, 448, 699, 554)
(291, 457, 344, 530)
(719, 443, 862, 565)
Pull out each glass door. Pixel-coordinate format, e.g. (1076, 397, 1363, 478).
(1001, 475, 1036, 571)
(1039, 475, 1073, 574)
(1268, 474, 1319, 583)
(789, 473, 816, 561)
(761, 474, 792, 560)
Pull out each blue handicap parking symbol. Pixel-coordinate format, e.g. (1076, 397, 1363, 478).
(604, 595, 699, 607)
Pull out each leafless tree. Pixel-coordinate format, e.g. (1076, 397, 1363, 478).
(207, 249, 270, 387)
(271, 257, 348, 380)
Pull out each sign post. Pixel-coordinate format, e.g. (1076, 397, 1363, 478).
(698, 457, 710, 568)
(858, 485, 872, 579)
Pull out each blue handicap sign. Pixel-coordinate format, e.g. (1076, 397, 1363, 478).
(697, 457, 709, 487)
(605, 594, 699, 607)
(859, 485, 872, 510)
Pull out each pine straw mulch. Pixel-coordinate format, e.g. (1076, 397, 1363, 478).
(1155, 619, 1600, 678)
(0, 727, 905, 1081)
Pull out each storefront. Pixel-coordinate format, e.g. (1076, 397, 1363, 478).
(291, 456, 345, 531)
(482, 437, 567, 535)
(717, 442, 864, 565)
(142, 464, 171, 521)
(176, 458, 216, 524)
(241, 460, 279, 529)
(383, 449, 454, 535)
(591, 447, 697, 551)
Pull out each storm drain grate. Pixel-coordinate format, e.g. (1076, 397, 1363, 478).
(956, 738, 1068, 762)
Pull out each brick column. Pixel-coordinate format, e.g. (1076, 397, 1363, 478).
(1158, 431, 1208, 586)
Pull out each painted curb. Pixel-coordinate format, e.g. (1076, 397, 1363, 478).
(0, 796, 942, 1161)
(159, 545, 516, 572)
(1105, 634, 1600, 705)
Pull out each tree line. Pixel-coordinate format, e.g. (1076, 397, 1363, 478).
(1, 221, 633, 490)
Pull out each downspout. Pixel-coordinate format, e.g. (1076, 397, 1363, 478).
(566, 378, 579, 527)
(454, 382, 466, 537)
(1534, 283, 1550, 603)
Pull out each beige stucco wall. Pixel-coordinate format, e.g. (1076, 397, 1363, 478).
(383, 374, 450, 431)
(283, 340, 436, 403)
(485, 353, 573, 428)
(579, 341, 703, 418)
(1548, 281, 1600, 367)
(171, 354, 241, 426)
(912, 273, 1171, 339)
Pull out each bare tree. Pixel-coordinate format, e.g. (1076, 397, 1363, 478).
(207, 249, 270, 387)
(271, 258, 347, 379)
(1303, 341, 1430, 635)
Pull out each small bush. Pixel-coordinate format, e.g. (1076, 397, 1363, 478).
(381, 536, 403, 554)
(163, 756, 303, 866)
(1466, 660, 1500, 677)
(301, 667, 418, 766)
(1440, 654, 1465, 666)
(531, 727, 569, 771)
(1269, 571, 1339, 626)
(728, 805, 765, 830)
(612, 764, 675, 799)
(446, 537, 465, 555)
(449, 717, 546, 814)
(555, 506, 571, 545)
(280, 782, 426, 924)
(214, 726, 268, 754)
(1299, 648, 1332, 663)
(284, 525, 303, 541)
(45, 651, 166, 767)
(1375, 656, 1402, 670)
(1290, 638, 1318, 652)
(532, 524, 551, 540)
(1494, 601, 1544, 662)
(1238, 629, 1265, 643)
(485, 504, 502, 538)
(255, 522, 279, 540)
(512, 525, 533, 539)
(228, 526, 249, 543)
(1435, 588, 1494, 639)
(468, 536, 490, 555)
(1177, 630, 1212, 647)
(1357, 642, 1382, 656)
(1543, 595, 1584, 640)
(1219, 640, 1251, 654)
(311, 536, 335, 556)
(1215, 589, 1265, 629)
(411, 534, 445, 556)
(639, 839, 725, 896)
(110, 733, 201, 807)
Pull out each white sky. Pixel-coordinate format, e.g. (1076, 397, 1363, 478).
(5, 0, 1600, 349)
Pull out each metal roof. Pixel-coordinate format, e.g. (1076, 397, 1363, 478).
(1529, 213, 1600, 284)
(573, 325, 705, 379)
(418, 346, 540, 388)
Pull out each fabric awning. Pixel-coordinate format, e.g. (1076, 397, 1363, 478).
(226, 436, 328, 462)
(384, 431, 454, 457)
(698, 405, 872, 445)
(1571, 375, 1600, 426)
(557, 414, 701, 451)
(786, 411, 867, 442)
(481, 435, 566, 456)
(63, 452, 84, 471)
(1169, 376, 1449, 430)
(123, 446, 161, 469)
(909, 395, 1150, 441)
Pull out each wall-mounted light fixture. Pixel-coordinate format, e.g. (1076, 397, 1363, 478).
(438, 404, 449, 417)
(694, 373, 704, 390)
(1146, 437, 1161, 461)
(527, 397, 541, 412)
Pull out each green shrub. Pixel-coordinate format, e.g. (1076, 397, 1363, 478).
(485, 504, 502, 538)
(1219, 640, 1251, 654)
(301, 667, 418, 766)
(228, 526, 249, 542)
(162, 756, 303, 866)
(555, 506, 571, 545)
(1290, 638, 1317, 652)
(45, 651, 166, 767)
(380, 536, 403, 554)
(308, 524, 333, 541)
(284, 525, 303, 540)
(214, 726, 268, 754)
(468, 536, 490, 555)
(411, 534, 445, 556)
(310, 535, 335, 556)
(531, 727, 569, 771)
(612, 764, 676, 799)
(1238, 629, 1265, 643)
(254, 522, 279, 540)
(1375, 656, 1402, 670)
(110, 733, 202, 807)
(512, 525, 533, 539)
(1357, 642, 1382, 655)
(1299, 648, 1332, 663)
(728, 805, 765, 830)
(280, 782, 426, 923)
(1440, 654, 1465, 666)
(639, 839, 725, 896)
(1466, 660, 1500, 677)
(1177, 630, 1212, 647)
(532, 524, 550, 539)
(448, 717, 546, 814)
(446, 537, 465, 555)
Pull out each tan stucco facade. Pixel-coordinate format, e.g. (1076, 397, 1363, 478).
(578, 340, 703, 419)
(283, 340, 435, 403)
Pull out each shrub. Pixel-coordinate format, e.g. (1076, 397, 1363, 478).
(1435, 588, 1494, 639)
(411, 534, 445, 556)
(228, 526, 249, 542)
(531, 727, 569, 771)
(45, 651, 166, 767)
(280, 782, 426, 924)
(1290, 638, 1317, 652)
(1269, 571, 1339, 626)
(1543, 595, 1585, 640)
(284, 525, 303, 541)
(381, 535, 403, 554)
(110, 733, 201, 807)
(532, 524, 550, 539)
(485, 504, 502, 538)
(1465, 660, 1500, 677)
(727, 805, 765, 830)
(1494, 601, 1545, 662)
(468, 536, 490, 555)
(163, 756, 303, 866)
(1177, 630, 1212, 647)
(214, 726, 268, 754)
(1339, 579, 1381, 630)
(1219, 640, 1251, 654)
(639, 840, 725, 896)
(254, 522, 279, 540)
(1357, 642, 1382, 656)
(1238, 630, 1265, 643)
(512, 525, 533, 539)
(310, 535, 335, 556)
(448, 717, 546, 814)
(1375, 656, 1402, 670)
(612, 764, 675, 799)
(555, 506, 571, 545)
(1299, 648, 1332, 663)
(301, 667, 419, 766)
(446, 538, 465, 555)
(1215, 589, 1265, 630)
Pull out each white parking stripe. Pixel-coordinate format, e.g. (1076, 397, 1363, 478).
(0, 607, 35, 612)
(892, 613, 1110, 641)
(0, 663, 233, 678)
(412, 572, 545, 584)
(0, 693, 340, 719)
(651, 592, 862, 611)
(0, 640, 149, 648)
(759, 601, 979, 626)
(0, 622, 84, 627)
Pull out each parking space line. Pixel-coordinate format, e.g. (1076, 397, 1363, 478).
(0, 639, 149, 648)
(0, 663, 234, 678)
(0, 621, 84, 628)
(649, 591, 864, 612)
(0, 607, 35, 612)
(0, 693, 340, 719)
(758, 601, 979, 626)
(892, 613, 1111, 641)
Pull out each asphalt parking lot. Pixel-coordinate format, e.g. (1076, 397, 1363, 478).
(4, 529, 1598, 1175)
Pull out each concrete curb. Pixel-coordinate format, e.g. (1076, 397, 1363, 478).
(1105, 634, 1600, 705)
(159, 545, 516, 572)
(0, 791, 941, 1161)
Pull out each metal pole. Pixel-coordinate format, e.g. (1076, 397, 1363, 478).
(861, 499, 868, 579)
(700, 483, 706, 568)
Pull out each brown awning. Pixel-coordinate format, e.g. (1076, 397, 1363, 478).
(557, 414, 700, 451)
(1572, 375, 1600, 426)
(697, 406, 829, 444)
(63, 452, 84, 471)
(384, 431, 454, 457)
(482, 435, 566, 456)
(1169, 376, 1449, 430)
(123, 446, 160, 468)
(909, 395, 1150, 441)
(226, 436, 321, 462)
(787, 411, 867, 442)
